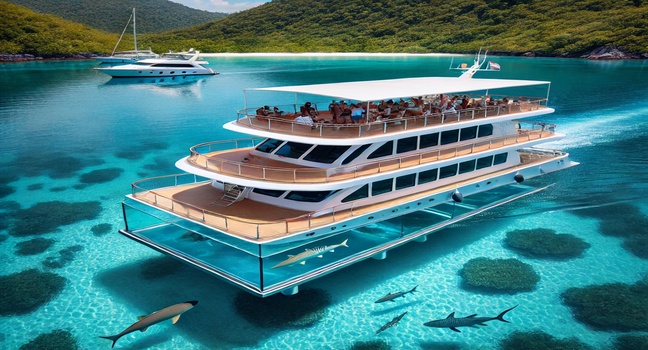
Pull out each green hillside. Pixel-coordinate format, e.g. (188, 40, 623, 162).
(3, 0, 226, 33)
(151, 0, 648, 56)
(0, 2, 131, 56)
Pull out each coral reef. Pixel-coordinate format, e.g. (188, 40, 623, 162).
(622, 235, 648, 260)
(460, 257, 539, 293)
(500, 330, 594, 350)
(504, 228, 590, 259)
(79, 167, 123, 185)
(19, 329, 79, 350)
(0, 269, 66, 315)
(15, 238, 56, 256)
(10, 201, 102, 236)
(561, 278, 648, 332)
(612, 333, 648, 350)
(42, 245, 84, 269)
(350, 340, 391, 350)
(91, 223, 113, 237)
(234, 288, 331, 329)
(27, 183, 44, 191)
(6, 152, 103, 179)
(0, 184, 16, 199)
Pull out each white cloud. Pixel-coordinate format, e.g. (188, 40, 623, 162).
(169, 0, 268, 14)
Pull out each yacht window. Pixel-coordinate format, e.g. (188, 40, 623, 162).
(460, 126, 478, 141)
(420, 132, 439, 149)
(372, 179, 393, 196)
(252, 188, 285, 197)
(304, 145, 351, 164)
(418, 168, 438, 184)
(397, 136, 418, 154)
(275, 142, 313, 159)
(459, 160, 476, 174)
(342, 184, 369, 203)
(286, 190, 337, 202)
(439, 164, 458, 179)
(368, 141, 394, 159)
(396, 174, 416, 190)
(476, 155, 493, 170)
(342, 144, 371, 165)
(256, 138, 283, 153)
(493, 152, 508, 165)
(478, 124, 494, 137)
(440, 130, 459, 145)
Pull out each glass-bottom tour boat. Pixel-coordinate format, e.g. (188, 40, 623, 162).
(119, 71, 578, 297)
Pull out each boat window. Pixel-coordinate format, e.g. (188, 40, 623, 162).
(493, 152, 508, 165)
(460, 126, 478, 141)
(151, 63, 195, 68)
(342, 144, 371, 165)
(275, 142, 313, 159)
(397, 136, 418, 154)
(459, 159, 476, 174)
(418, 168, 438, 184)
(285, 190, 337, 202)
(478, 124, 494, 137)
(440, 130, 459, 145)
(439, 164, 458, 179)
(395, 174, 416, 190)
(304, 145, 351, 164)
(476, 155, 493, 170)
(372, 179, 393, 196)
(342, 184, 368, 203)
(252, 188, 285, 197)
(420, 132, 439, 149)
(256, 138, 283, 153)
(368, 141, 394, 159)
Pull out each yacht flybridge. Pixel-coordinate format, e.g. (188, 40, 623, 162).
(119, 71, 578, 297)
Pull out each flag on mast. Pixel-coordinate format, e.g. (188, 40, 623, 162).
(489, 61, 501, 71)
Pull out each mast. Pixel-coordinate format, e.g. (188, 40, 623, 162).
(133, 8, 138, 53)
(111, 8, 134, 56)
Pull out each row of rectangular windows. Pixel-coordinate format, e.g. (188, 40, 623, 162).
(251, 152, 509, 203)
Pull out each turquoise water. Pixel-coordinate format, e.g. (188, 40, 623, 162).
(1, 55, 647, 349)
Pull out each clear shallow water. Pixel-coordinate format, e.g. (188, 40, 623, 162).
(1, 56, 647, 349)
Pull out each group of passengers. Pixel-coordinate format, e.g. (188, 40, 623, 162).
(256, 95, 513, 126)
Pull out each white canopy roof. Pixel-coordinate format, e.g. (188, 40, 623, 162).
(247, 77, 550, 102)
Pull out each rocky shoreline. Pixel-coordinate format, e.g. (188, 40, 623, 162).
(1, 46, 646, 62)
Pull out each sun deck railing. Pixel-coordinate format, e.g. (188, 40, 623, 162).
(235, 97, 548, 138)
(187, 122, 555, 184)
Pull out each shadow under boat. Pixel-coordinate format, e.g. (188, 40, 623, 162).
(102, 74, 212, 86)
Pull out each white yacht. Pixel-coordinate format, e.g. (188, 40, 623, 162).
(119, 67, 577, 297)
(95, 52, 217, 78)
(95, 8, 159, 64)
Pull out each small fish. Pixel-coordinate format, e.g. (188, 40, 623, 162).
(376, 311, 407, 334)
(272, 239, 348, 269)
(423, 305, 517, 333)
(100, 300, 198, 348)
(374, 285, 418, 303)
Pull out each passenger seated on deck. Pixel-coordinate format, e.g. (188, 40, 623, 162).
(350, 103, 365, 124)
(256, 106, 270, 116)
(294, 114, 314, 126)
(273, 106, 284, 116)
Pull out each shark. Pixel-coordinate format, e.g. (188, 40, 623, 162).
(374, 285, 418, 303)
(271, 239, 349, 269)
(423, 305, 517, 333)
(376, 311, 408, 334)
(100, 300, 198, 348)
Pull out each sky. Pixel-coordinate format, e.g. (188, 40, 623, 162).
(169, 0, 270, 13)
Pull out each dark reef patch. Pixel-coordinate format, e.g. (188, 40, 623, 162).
(0, 184, 16, 199)
(19, 329, 79, 350)
(460, 257, 540, 294)
(622, 235, 648, 259)
(350, 340, 391, 350)
(140, 255, 186, 280)
(115, 149, 144, 160)
(91, 223, 113, 237)
(50, 186, 68, 192)
(612, 334, 648, 350)
(500, 330, 594, 350)
(79, 167, 123, 185)
(0, 269, 66, 315)
(504, 228, 590, 259)
(15, 238, 56, 256)
(234, 288, 331, 329)
(10, 201, 102, 236)
(0, 200, 21, 211)
(27, 183, 44, 191)
(6, 152, 104, 179)
(42, 245, 84, 269)
(0, 234, 8, 244)
(143, 156, 175, 174)
(561, 277, 648, 332)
